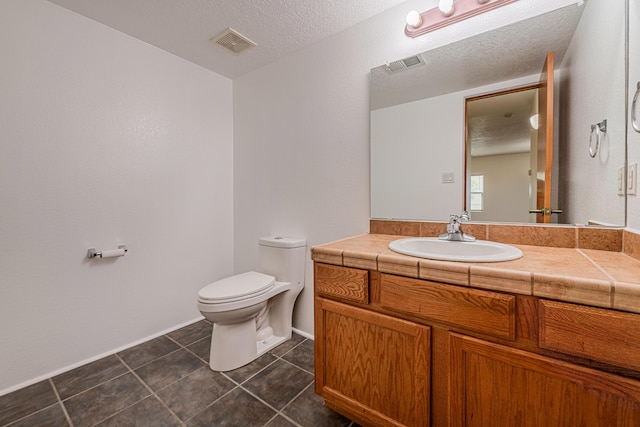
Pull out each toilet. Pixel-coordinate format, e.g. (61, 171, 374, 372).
(197, 236, 306, 371)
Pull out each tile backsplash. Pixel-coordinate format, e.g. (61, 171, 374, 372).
(370, 220, 634, 255)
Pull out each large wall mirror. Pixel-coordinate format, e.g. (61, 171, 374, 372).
(371, 0, 627, 226)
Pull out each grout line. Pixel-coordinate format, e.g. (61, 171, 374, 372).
(221, 354, 281, 386)
(3, 401, 73, 427)
(576, 248, 617, 308)
(279, 355, 314, 376)
(4, 329, 323, 427)
(49, 378, 74, 427)
(53, 370, 132, 402)
(182, 386, 240, 424)
(236, 363, 315, 427)
(237, 385, 287, 420)
(114, 353, 186, 427)
(275, 381, 316, 427)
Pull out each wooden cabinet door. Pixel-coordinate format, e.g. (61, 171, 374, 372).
(315, 297, 430, 427)
(450, 333, 640, 426)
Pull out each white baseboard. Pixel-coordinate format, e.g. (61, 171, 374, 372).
(292, 327, 314, 340)
(0, 316, 205, 398)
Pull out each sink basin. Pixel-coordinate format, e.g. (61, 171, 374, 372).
(388, 237, 523, 262)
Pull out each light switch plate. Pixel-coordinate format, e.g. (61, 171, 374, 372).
(442, 172, 455, 184)
(629, 163, 637, 196)
(618, 166, 625, 196)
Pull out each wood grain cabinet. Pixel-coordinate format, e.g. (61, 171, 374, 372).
(313, 262, 640, 426)
(315, 298, 430, 426)
(450, 333, 640, 426)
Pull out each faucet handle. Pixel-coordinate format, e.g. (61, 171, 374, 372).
(460, 211, 470, 221)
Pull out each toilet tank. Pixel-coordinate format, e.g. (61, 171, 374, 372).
(258, 236, 306, 285)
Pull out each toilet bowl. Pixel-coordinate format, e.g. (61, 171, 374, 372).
(197, 236, 306, 371)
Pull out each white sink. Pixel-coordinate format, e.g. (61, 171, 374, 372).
(388, 237, 523, 262)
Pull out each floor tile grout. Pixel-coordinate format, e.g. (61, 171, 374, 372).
(114, 353, 186, 427)
(2, 325, 342, 427)
(48, 378, 74, 427)
(182, 385, 240, 425)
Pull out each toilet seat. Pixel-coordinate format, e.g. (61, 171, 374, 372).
(198, 271, 275, 304)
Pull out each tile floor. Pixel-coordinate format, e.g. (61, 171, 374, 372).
(0, 320, 357, 427)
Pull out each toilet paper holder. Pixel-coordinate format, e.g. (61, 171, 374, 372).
(87, 245, 128, 259)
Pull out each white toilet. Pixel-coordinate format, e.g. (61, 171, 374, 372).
(197, 236, 306, 371)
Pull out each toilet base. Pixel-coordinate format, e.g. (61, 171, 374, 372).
(208, 319, 291, 372)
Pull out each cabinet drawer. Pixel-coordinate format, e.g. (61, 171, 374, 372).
(539, 300, 640, 370)
(315, 263, 369, 304)
(380, 273, 516, 340)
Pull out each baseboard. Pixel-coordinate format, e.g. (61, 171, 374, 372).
(292, 326, 314, 340)
(0, 316, 205, 397)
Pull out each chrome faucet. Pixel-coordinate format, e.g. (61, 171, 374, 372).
(439, 212, 476, 242)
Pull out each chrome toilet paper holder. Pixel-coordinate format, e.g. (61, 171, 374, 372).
(87, 245, 128, 259)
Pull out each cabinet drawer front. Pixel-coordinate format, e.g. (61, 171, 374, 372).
(380, 274, 516, 340)
(539, 300, 640, 370)
(315, 263, 369, 304)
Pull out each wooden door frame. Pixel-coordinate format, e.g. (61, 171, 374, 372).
(463, 83, 542, 215)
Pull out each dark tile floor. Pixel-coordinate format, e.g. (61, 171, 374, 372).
(0, 320, 356, 427)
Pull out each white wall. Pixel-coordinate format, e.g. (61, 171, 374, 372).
(628, 0, 640, 230)
(0, 0, 234, 394)
(558, 0, 626, 226)
(232, 33, 372, 335)
(371, 94, 464, 220)
(470, 153, 532, 223)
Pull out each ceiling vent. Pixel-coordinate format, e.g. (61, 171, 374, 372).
(210, 28, 257, 55)
(384, 54, 425, 73)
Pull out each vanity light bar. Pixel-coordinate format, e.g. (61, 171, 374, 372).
(405, 0, 517, 38)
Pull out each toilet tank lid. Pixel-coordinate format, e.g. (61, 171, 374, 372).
(259, 236, 306, 248)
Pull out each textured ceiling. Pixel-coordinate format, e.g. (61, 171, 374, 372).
(370, 3, 585, 110)
(468, 89, 538, 157)
(45, 0, 408, 79)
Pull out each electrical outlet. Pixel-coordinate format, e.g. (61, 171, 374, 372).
(629, 163, 638, 196)
(618, 166, 625, 196)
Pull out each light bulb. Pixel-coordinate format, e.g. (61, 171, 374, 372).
(530, 114, 539, 130)
(406, 10, 422, 28)
(439, 0, 455, 17)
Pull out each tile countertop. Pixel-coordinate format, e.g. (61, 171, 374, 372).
(311, 234, 640, 314)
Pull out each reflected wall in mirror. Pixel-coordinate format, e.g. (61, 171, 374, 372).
(370, 0, 627, 226)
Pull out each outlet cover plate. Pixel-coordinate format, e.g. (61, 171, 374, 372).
(629, 163, 637, 196)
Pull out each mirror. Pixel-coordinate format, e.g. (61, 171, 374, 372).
(370, 0, 627, 226)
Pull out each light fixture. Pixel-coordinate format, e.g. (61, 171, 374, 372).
(438, 0, 455, 17)
(405, 0, 517, 38)
(530, 114, 539, 130)
(406, 10, 422, 28)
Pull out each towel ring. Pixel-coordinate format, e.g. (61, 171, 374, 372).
(632, 82, 640, 133)
(589, 119, 607, 158)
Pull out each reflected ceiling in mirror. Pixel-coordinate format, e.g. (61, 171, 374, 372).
(371, 6, 584, 110)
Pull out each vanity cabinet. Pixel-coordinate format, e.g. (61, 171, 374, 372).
(314, 262, 640, 426)
(315, 298, 430, 427)
(450, 333, 640, 426)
